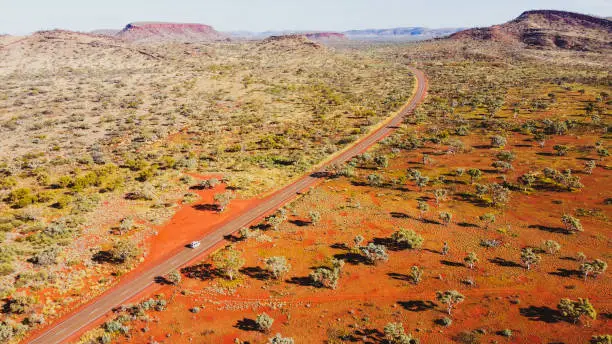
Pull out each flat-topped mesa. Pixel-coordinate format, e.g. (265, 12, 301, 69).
(116, 22, 227, 43)
(449, 9, 612, 51)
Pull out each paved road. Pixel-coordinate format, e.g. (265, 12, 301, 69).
(27, 67, 427, 344)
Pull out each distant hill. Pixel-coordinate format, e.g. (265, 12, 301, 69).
(228, 27, 462, 41)
(450, 10, 612, 51)
(114, 22, 226, 43)
(344, 27, 463, 40)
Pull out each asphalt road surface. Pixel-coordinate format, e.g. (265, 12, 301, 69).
(27, 67, 427, 344)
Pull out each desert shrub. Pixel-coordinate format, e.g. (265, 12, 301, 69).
(410, 266, 423, 284)
(542, 240, 561, 254)
(6, 293, 36, 314)
(0, 263, 14, 276)
(264, 256, 291, 279)
(591, 335, 612, 344)
(492, 161, 512, 172)
(5, 188, 37, 208)
(211, 245, 245, 280)
(553, 144, 569, 156)
(105, 239, 139, 264)
(383, 322, 418, 344)
(391, 229, 423, 249)
(562, 214, 583, 233)
(0, 322, 14, 342)
(310, 259, 343, 289)
(367, 173, 383, 186)
(489, 184, 511, 206)
(437, 317, 452, 327)
(118, 217, 134, 234)
(520, 248, 541, 270)
(361, 243, 388, 264)
(490, 135, 507, 148)
(30, 246, 59, 266)
(438, 212, 452, 225)
(308, 210, 321, 225)
(499, 329, 513, 337)
(464, 252, 479, 269)
(256, 312, 274, 332)
(580, 259, 607, 280)
(268, 333, 294, 344)
(479, 213, 496, 229)
(495, 151, 515, 162)
(558, 298, 597, 324)
(23, 313, 45, 326)
(166, 270, 182, 285)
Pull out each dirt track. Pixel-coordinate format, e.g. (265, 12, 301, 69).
(27, 67, 427, 344)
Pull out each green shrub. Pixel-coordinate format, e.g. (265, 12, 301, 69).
(6, 188, 37, 208)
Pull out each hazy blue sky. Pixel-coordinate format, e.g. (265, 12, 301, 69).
(1, 0, 610, 34)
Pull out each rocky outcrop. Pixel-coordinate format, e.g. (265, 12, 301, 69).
(116, 22, 226, 43)
(450, 10, 611, 51)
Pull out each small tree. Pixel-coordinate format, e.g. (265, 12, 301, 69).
(361, 243, 388, 265)
(577, 252, 587, 262)
(558, 298, 597, 324)
(264, 256, 291, 279)
(391, 229, 424, 249)
(410, 266, 423, 284)
(467, 168, 482, 184)
(213, 191, 235, 212)
(562, 215, 583, 233)
(542, 240, 561, 254)
(166, 270, 182, 285)
(256, 312, 274, 333)
(438, 212, 452, 226)
(107, 239, 139, 264)
(520, 248, 541, 270)
(384, 322, 418, 344)
(309, 210, 321, 225)
(436, 290, 465, 316)
(479, 213, 496, 229)
(433, 189, 448, 206)
(211, 245, 245, 280)
(518, 173, 537, 191)
(417, 201, 430, 219)
(489, 184, 511, 207)
(464, 252, 479, 269)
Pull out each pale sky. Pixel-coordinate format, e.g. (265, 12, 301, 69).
(0, 0, 610, 35)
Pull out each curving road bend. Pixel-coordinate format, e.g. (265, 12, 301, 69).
(27, 67, 427, 344)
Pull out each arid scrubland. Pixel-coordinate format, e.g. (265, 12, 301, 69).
(72, 38, 611, 344)
(0, 31, 414, 342)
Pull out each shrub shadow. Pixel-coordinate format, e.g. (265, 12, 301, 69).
(520, 306, 563, 323)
